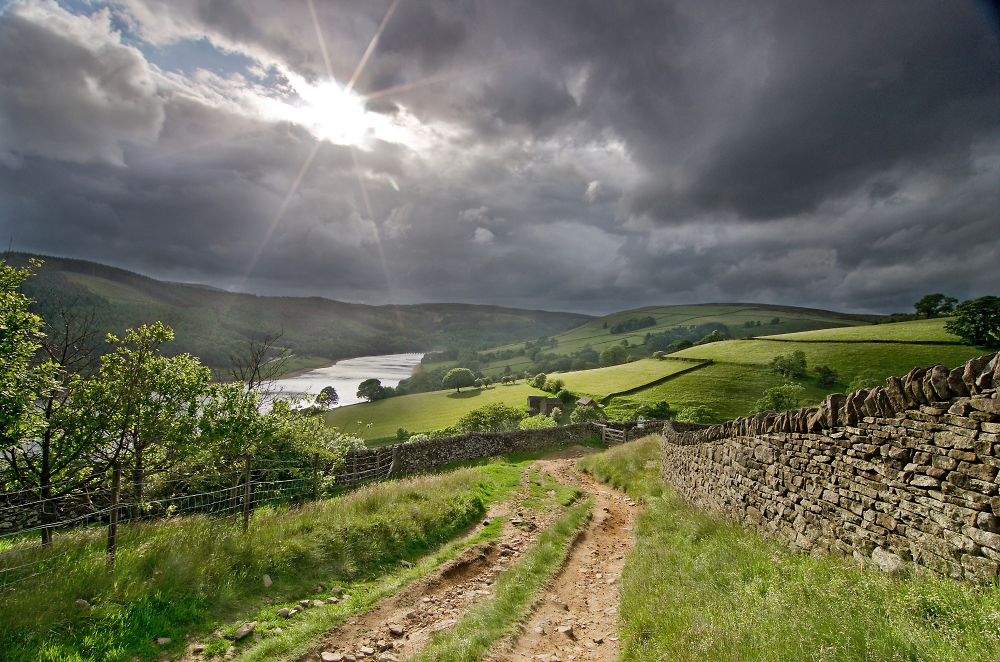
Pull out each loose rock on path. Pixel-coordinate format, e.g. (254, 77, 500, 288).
(292, 445, 637, 662)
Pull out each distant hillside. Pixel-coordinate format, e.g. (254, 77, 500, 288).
(8, 253, 594, 371)
(469, 303, 882, 378)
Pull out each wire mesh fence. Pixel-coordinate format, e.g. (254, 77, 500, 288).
(0, 447, 396, 590)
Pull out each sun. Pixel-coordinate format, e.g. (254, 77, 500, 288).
(257, 76, 370, 146)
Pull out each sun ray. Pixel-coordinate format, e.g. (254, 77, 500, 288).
(234, 140, 321, 295)
(306, 0, 336, 82)
(350, 145, 399, 305)
(361, 56, 528, 102)
(346, 0, 401, 94)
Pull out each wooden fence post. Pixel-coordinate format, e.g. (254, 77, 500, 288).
(312, 453, 320, 501)
(106, 462, 121, 567)
(242, 455, 252, 532)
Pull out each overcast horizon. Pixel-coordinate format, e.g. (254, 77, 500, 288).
(1, 0, 997, 316)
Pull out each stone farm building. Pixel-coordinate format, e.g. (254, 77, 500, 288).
(527, 396, 563, 416)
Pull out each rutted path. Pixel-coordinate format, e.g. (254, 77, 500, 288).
(489, 447, 637, 662)
(296, 446, 636, 662)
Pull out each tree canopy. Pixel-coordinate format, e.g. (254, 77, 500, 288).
(599, 344, 628, 367)
(945, 296, 1000, 347)
(915, 293, 958, 319)
(316, 385, 339, 408)
(357, 378, 388, 401)
(442, 368, 476, 392)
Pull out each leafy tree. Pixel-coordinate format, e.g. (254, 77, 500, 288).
(754, 385, 806, 413)
(770, 317, 780, 325)
(769, 350, 807, 378)
(813, 365, 839, 387)
(570, 404, 606, 423)
(652, 351, 665, 359)
(396, 427, 410, 441)
(667, 339, 693, 353)
(0, 259, 53, 452)
(442, 368, 476, 392)
(519, 414, 557, 429)
(503, 365, 512, 375)
(3, 297, 106, 545)
(457, 403, 527, 432)
(944, 296, 1000, 347)
(599, 344, 628, 367)
(675, 405, 714, 423)
(556, 388, 575, 405)
(94, 323, 210, 513)
(695, 330, 727, 345)
(530, 372, 547, 389)
(915, 293, 958, 319)
(543, 377, 564, 393)
(549, 407, 562, 421)
(316, 385, 339, 408)
(357, 378, 389, 401)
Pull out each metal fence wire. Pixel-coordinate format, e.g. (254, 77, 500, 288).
(0, 449, 395, 590)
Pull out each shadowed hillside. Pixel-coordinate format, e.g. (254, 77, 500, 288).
(8, 253, 593, 371)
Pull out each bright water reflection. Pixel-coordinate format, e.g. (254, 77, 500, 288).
(273, 353, 425, 407)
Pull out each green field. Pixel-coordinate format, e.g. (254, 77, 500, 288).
(480, 303, 875, 377)
(324, 383, 546, 441)
(760, 318, 962, 342)
(326, 359, 702, 442)
(605, 325, 985, 421)
(557, 359, 694, 399)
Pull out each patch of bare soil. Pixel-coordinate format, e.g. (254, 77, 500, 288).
(292, 444, 636, 662)
(489, 447, 638, 662)
(296, 456, 571, 662)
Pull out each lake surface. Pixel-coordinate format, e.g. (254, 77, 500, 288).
(272, 353, 425, 407)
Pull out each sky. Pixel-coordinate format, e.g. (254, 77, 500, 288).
(0, 0, 997, 315)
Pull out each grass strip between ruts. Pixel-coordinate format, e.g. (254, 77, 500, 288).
(408, 494, 593, 662)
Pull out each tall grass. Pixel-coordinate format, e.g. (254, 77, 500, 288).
(580, 440, 1000, 662)
(0, 464, 522, 662)
(409, 496, 592, 662)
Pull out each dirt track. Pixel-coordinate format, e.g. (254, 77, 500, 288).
(299, 445, 636, 662)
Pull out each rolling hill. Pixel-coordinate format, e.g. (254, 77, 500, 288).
(7, 253, 593, 371)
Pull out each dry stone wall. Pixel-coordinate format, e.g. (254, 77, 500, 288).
(333, 421, 668, 484)
(660, 352, 1000, 583)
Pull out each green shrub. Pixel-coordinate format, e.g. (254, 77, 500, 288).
(769, 350, 807, 377)
(675, 404, 714, 423)
(754, 385, 806, 413)
(570, 404, 606, 423)
(519, 414, 557, 430)
(457, 403, 527, 433)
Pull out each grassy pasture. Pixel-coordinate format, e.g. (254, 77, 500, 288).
(670, 339, 983, 381)
(606, 329, 985, 421)
(324, 383, 546, 441)
(556, 359, 693, 399)
(606, 362, 800, 422)
(760, 318, 962, 342)
(325, 360, 698, 442)
(0, 463, 525, 662)
(580, 439, 1000, 662)
(481, 303, 874, 377)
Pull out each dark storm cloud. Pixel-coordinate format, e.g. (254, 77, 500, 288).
(0, 0, 997, 315)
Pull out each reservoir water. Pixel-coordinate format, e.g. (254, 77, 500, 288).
(272, 352, 425, 407)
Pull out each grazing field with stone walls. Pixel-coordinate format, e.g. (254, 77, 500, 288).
(660, 352, 1000, 583)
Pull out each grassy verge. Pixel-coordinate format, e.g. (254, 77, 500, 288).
(0, 462, 524, 662)
(579, 440, 1000, 662)
(409, 495, 592, 662)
